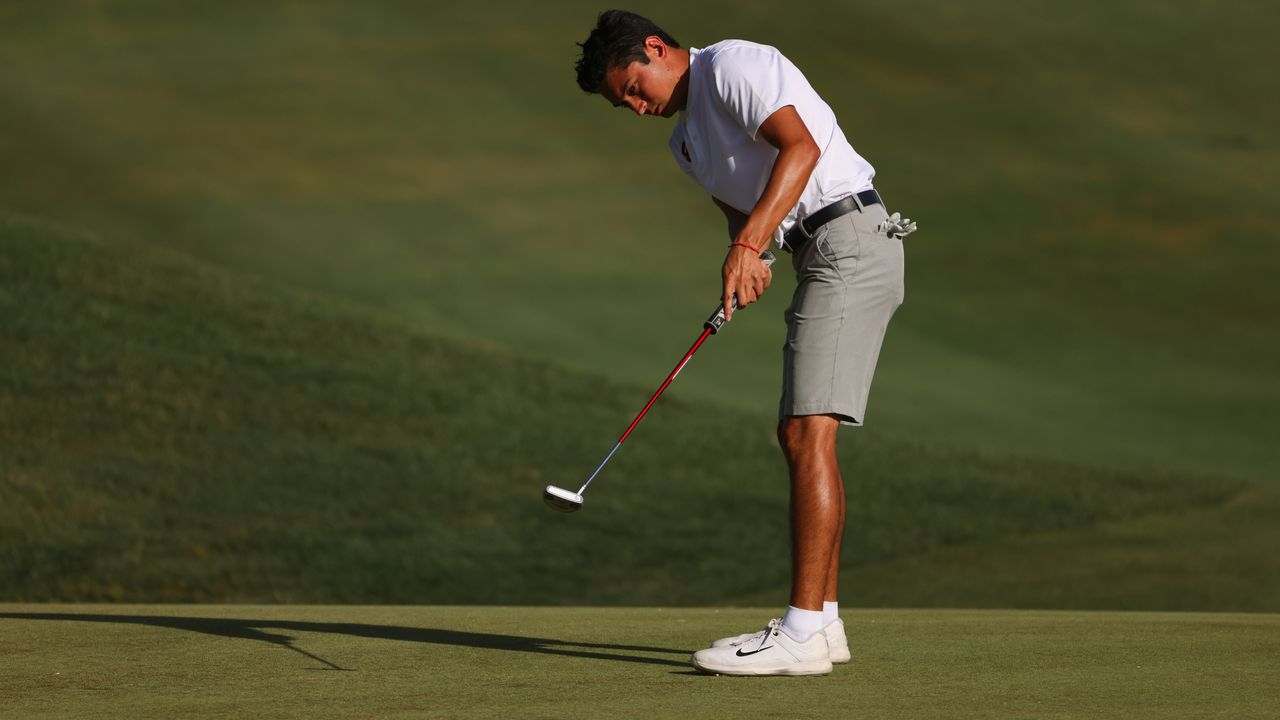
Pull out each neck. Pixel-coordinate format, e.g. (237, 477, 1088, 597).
(668, 47, 691, 113)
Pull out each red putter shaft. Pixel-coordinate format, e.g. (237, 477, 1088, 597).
(572, 250, 775, 498)
(618, 325, 713, 444)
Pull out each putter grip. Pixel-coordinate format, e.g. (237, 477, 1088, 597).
(704, 250, 776, 334)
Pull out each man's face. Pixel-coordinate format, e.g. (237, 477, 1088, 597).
(601, 38, 684, 118)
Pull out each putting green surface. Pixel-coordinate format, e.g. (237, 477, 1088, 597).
(2, 605, 1276, 719)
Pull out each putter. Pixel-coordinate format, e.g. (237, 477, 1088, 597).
(544, 250, 776, 512)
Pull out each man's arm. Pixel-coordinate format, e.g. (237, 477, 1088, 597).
(721, 105, 820, 320)
(712, 196, 749, 240)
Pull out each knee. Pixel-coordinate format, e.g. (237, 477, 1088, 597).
(777, 415, 839, 460)
(777, 418, 801, 457)
(776, 421, 789, 456)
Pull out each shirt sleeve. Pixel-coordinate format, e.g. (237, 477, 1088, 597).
(709, 45, 797, 140)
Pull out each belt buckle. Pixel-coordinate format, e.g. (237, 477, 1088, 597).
(784, 219, 814, 253)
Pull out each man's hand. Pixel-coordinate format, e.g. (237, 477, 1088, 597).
(722, 243, 772, 321)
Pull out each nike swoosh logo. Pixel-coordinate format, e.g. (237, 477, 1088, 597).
(735, 645, 774, 657)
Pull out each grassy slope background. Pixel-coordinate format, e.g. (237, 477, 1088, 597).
(1, 1, 1275, 481)
(1, 1, 1278, 610)
(3, 213, 1276, 610)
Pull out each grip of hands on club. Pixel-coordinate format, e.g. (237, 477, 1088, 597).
(721, 245, 773, 321)
(718, 105, 820, 322)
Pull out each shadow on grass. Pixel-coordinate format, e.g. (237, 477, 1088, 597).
(0, 612, 692, 670)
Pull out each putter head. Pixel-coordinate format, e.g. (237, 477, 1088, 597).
(543, 485, 584, 513)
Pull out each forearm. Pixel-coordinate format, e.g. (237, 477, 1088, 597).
(712, 196, 749, 240)
(734, 142, 819, 250)
(716, 106, 817, 320)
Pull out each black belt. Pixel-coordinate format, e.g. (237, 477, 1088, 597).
(783, 189, 882, 253)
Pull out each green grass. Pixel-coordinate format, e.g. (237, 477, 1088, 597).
(3, 214, 1276, 610)
(2, 605, 1277, 719)
(2, 2, 1278, 612)
(0, 1, 1276, 481)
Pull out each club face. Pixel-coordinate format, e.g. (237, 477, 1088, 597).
(543, 485, 584, 513)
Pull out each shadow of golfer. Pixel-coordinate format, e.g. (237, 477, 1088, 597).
(0, 612, 692, 670)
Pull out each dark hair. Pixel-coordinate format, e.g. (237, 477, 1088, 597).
(574, 10, 680, 94)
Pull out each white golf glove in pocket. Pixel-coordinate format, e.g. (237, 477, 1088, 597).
(877, 212, 918, 239)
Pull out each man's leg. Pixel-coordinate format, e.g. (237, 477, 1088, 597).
(689, 414, 841, 675)
(777, 414, 843, 612)
(826, 473, 846, 606)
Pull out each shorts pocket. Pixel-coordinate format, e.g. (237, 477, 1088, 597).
(815, 218, 861, 279)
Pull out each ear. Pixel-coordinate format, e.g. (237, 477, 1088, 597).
(645, 35, 667, 59)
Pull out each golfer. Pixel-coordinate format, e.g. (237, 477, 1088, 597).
(574, 10, 912, 676)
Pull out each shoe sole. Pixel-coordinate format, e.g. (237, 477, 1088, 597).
(691, 658, 833, 676)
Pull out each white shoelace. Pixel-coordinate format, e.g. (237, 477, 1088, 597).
(751, 618, 784, 653)
(733, 618, 779, 646)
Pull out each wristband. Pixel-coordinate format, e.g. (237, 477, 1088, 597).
(728, 241, 760, 253)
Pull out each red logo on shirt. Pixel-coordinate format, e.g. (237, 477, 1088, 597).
(681, 142, 691, 163)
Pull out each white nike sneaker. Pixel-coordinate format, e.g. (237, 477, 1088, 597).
(823, 618, 852, 664)
(692, 619, 832, 676)
(712, 618, 851, 664)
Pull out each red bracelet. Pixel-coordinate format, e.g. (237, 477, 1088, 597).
(728, 241, 759, 253)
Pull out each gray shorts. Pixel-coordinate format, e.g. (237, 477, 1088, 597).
(780, 201, 905, 426)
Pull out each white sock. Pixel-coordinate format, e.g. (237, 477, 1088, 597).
(822, 601, 839, 626)
(781, 606, 824, 642)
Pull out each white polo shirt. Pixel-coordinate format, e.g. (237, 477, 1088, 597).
(668, 40, 875, 246)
